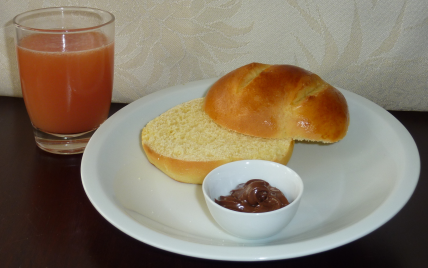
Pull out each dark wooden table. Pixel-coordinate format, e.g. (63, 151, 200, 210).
(0, 96, 426, 268)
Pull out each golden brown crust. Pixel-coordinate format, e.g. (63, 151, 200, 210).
(204, 63, 350, 142)
(142, 141, 294, 184)
(143, 144, 228, 184)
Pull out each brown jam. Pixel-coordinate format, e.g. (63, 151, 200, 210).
(215, 179, 289, 213)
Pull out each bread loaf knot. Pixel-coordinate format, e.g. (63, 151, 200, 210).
(204, 63, 350, 143)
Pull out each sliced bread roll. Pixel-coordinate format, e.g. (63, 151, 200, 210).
(204, 63, 349, 143)
(141, 98, 294, 184)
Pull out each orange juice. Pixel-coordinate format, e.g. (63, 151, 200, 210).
(16, 32, 114, 134)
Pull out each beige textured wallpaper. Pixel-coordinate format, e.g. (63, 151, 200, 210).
(1, 0, 427, 110)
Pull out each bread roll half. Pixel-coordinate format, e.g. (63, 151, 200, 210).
(141, 98, 294, 184)
(204, 63, 349, 143)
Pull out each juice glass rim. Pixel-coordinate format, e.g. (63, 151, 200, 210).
(13, 6, 115, 33)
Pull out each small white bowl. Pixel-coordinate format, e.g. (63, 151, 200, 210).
(202, 160, 304, 240)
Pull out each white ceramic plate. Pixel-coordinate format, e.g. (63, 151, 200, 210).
(81, 78, 420, 261)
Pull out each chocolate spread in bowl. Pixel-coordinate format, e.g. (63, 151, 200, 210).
(215, 179, 289, 213)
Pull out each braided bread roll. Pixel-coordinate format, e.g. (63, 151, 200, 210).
(141, 98, 294, 184)
(204, 63, 349, 143)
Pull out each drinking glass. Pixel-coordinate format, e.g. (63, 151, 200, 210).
(13, 7, 115, 154)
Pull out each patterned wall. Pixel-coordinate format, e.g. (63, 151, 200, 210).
(1, 0, 427, 110)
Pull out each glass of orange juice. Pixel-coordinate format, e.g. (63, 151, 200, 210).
(13, 7, 115, 154)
